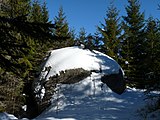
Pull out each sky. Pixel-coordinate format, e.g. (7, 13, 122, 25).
(44, 0, 160, 35)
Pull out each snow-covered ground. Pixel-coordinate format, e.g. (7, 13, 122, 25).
(0, 112, 18, 120)
(1, 86, 158, 120)
(34, 72, 147, 120)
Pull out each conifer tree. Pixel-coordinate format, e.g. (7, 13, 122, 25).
(144, 17, 160, 91)
(92, 32, 104, 51)
(122, 0, 145, 86)
(30, 0, 43, 22)
(53, 6, 74, 48)
(29, 0, 49, 23)
(0, 0, 32, 115)
(0, 0, 54, 117)
(97, 2, 122, 61)
(76, 27, 87, 45)
(29, 0, 52, 54)
(41, 1, 49, 23)
(77, 28, 98, 50)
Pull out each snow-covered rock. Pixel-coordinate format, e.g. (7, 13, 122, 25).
(40, 46, 123, 80)
(34, 46, 125, 96)
(32, 46, 127, 119)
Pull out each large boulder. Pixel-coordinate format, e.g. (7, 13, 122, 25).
(101, 69, 126, 95)
(32, 46, 126, 118)
(34, 46, 126, 104)
(38, 46, 123, 80)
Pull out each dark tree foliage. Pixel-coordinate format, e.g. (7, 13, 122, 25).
(41, 1, 49, 23)
(77, 27, 87, 43)
(0, 15, 56, 116)
(0, 0, 56, 117)
(76, 28, 102, 51)
(29, 0, 49, 23)
(97, 2, 122, 61)
(143, 17, 160, 92)
(0, 0, 31, 18)
(121, 0, 146, 87)
(53, 6, 75, 48)
(0, 72, 24, 116)
(76, 28, 92, 49)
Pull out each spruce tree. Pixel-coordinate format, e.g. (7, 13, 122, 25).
(41, 1, 49, 23)
(53, 6, 74, 48)
(122, 0, 145, 87)
(97, 2, 122, 61)
(76, 27, 87, 45)
(92, 32, 104, 51)
(0, 0, 54, 117)
(30, 0, 43, 22)
(0, 0, 32, 115)
(144, 17, 160, 91)
(77, 28, 98, 50)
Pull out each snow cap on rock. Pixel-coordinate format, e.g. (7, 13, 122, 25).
(40, 46, 123, 80)
(39, 46, 125, 94)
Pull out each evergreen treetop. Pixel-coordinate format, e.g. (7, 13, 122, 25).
(53, 6, 74, 47)
(98, 2, 122, 61)
(121, 0, 146, 87)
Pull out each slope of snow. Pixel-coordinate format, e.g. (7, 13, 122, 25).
(40, 46, 122, 80)
(0, 112, 18, 120)
(34, 73, 147, 120)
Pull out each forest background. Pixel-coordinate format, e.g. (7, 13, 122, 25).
(0, 0, 160, 119)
